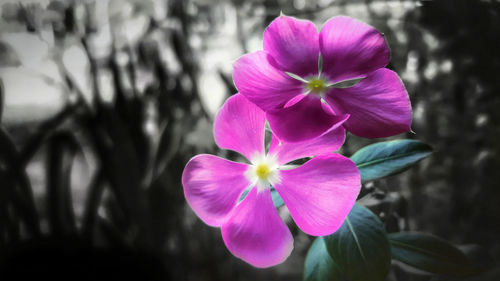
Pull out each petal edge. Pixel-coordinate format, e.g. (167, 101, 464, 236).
(182, 154, 250, 226)
(325, 68, 412, 138)
(233, 51, 304, 111)
(266, 96, 347, 143)
(275, 154, 361, 236)
(264, 15, 320, 76)
(319, 16, 390, 83)
(214, 93, 266, 161)
(222, 188, 294, 268)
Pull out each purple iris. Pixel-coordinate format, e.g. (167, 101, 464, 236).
(182, 94, 360, 267)
(233, 15, 412, 142)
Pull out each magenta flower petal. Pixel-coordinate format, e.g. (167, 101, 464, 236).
(274, 155, 360, 236)
(324, 68, 412, 138)
(263, 15, 319, 77)
(222, 188, 294, 268)
(182, 154, 250, 227)
(214, 93, 266, 161)
(268, 124, 347, 165)
(319, 16, 390, 83)
(233, 51, 303, 111)
(266, 96, 348, 142)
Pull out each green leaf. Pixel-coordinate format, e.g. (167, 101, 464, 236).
(350, 139, 432, 182)
(271, 188, 285, 208)
(323, 204, 391, 281)
(389, 232, 480, 277)
(304, 237, 342, 281)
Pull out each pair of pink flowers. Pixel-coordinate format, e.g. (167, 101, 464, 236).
(182, 15, 411, 267)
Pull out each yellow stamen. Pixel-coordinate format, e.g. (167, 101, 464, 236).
(255, 164, 271, 180)
(307, 78, 327, 94)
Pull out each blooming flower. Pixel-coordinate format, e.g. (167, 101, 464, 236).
(233, 15, 412, 142)
(182, 94, 360, 267)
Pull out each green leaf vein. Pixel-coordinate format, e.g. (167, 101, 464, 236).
(346, 217, 366, 261)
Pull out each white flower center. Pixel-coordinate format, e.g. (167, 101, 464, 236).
(245, 154, 281, 192)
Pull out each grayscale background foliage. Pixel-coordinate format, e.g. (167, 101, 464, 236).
(0, 0, 499, 280)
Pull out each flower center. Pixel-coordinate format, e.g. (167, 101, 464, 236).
(246, 154, 281, 192)
(307, 78, 327, 94)
(255, 164, 271, 180)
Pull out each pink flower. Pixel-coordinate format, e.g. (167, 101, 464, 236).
(233, 15, 412, 142)
(182, 94, 360, 267)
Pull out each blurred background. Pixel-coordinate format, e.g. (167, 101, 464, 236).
(0, 0, 499, 280)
